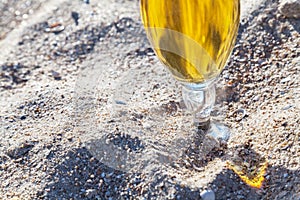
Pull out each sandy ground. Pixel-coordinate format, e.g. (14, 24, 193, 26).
(0, 0, 299, 199)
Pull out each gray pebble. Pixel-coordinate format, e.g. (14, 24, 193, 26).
(282, 105, 294, 110)
(105, 191, 111, 196)
(200, 190, 215, 200)
(50, 70, 62, 80)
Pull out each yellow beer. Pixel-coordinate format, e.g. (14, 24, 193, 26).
(140, 0, 240, 83)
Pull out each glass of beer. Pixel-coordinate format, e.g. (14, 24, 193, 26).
(140, 0, 240, 140)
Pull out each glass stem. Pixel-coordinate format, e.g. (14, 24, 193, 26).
(182, 79, 216, 129)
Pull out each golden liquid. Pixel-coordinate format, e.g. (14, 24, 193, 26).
(140, 0, 240, 83)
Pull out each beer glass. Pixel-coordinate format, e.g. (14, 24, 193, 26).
(140, 0, 240, 140)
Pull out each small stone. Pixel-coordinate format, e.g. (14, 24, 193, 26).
(10, 197, 20, 200)
(115, 100, 126, 105)
(253, 95, 260, 101)
(282, 105, 294, 110)
(44, 22, 65, 34)
(105, 191, 111, 196)
(279, 0, 300, 18)
(200, 190, 215, 200)
(85, 189, 96, 198)
(71, 11, 80, 26)
(6, 142, 35, 159)
(280, 77, 291, 83)
(50, 70, 62, 80)
(143, 122, 152, 129)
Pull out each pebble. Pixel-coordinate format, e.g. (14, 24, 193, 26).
(142, 122, 152, 129)
(253, 95, 260, 101)
(115, 100, 127, 105)
(282, 105, 294, 110)
(44, 22, 65, 34)
(200, 190, 215, 200)
(85, 189, 96, 198)
(71, 11, 80, 26)
(50, 70, 62, 80)
(280, 77, 292, 83)
(279, 0, 300, 18)
(105, 191, 111, 196)
(232, 108, 248, 121)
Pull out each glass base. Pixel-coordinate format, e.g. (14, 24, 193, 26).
(182, 78, 231, 142)
(197, 120, 230, 142)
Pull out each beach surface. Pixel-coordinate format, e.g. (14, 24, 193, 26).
(0, 0, 299, 199)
